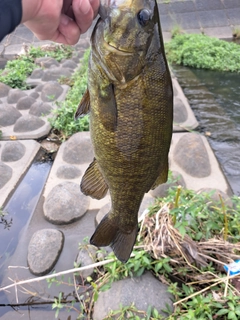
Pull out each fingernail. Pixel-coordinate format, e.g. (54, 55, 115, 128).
(80, 0, 91, 14)
(60, 14, 69, 26)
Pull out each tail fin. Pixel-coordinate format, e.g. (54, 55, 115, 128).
(90, 214, 138, 262)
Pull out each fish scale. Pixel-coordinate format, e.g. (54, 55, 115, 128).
(75, 0, 173, 262)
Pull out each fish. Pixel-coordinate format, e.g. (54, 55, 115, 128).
(75, 0, 173, 262)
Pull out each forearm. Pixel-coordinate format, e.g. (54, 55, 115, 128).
(0, 0, 22, 41)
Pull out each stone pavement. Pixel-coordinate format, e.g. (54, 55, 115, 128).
(0, 1, 238, 319)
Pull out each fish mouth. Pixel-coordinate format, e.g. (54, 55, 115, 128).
(104, 41, 133, 55)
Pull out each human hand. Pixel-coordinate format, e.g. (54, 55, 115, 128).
(22, 0, 99, 45)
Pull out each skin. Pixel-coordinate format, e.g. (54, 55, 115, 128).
(21, 0, 99, 45)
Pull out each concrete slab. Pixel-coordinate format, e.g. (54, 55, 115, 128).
(0, 85, 69, 140)
(204, 26, 233, 39)
(0, 140, 41, 207)
(172, 77, 198, 131)
(169, 132, 231, 195)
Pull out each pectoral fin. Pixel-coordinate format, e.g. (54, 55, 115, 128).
(90, 213, 138, 262)
(151, 160, 169, 190)
(74, 89, 90, 120)
(81, 158, 108, 199)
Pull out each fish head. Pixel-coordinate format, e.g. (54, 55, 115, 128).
(93, 0, 159, 83)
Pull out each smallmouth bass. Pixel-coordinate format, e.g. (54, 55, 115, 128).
(75, 0, 173, 262)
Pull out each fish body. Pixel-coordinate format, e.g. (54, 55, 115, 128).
(75, 0, 173, 262)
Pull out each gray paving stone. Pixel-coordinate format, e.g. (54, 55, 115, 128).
(0, 83, 11, 98)
(174, 133, 211, 178)
(30, 68, 44, 79)
(198, 10, 229, 28)
(7, 89, 27, 104)
(41, 67, 72, 82)
(0, 104, 21, 126)
(13, 114, 45, 132)
(62, 132, 94, 165)
(75, 244, 98, 279)
(16, 96, 36, 110)
(27, 229, 64, 276)
(35, 57, 60, 68)
(0, 140, 40, 207)
(195, 0, 224, 11)
(93, 272, 173, 319)
(29, 101, 53, 117)
(1, 141, 26, 162)
(56, 164, 82, 179)
(0, 162, 12, 189)
(40, 81, 64, 101)
(43, 181, 90, 224)
(61, 59, 78, 69)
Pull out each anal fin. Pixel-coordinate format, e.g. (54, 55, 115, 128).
(90, 213, 138, 262)
(81, 158, 108, 199)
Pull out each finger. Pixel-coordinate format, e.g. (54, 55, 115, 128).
(72, 0, 98, 34)
(53, 14, 81, 45)
(90, 0, 100, 19)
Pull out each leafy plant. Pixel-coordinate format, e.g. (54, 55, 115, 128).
(165, 33, 240, 72)
(48, 49, 90, 139)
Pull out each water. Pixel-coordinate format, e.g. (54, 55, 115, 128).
(0, 157, 52, 314)
(173, 66, 240, 195)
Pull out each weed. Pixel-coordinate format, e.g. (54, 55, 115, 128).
(165, 33, 240, 72)
(48, 49, 90, 139)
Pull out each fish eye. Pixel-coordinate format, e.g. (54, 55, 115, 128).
(137, 9, 151, 27)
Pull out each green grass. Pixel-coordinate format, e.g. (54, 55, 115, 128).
(45, 181, 240, 319)
(165, 33, 240, 72)
(48, 49, 90, 139)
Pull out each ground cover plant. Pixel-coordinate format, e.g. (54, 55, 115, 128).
(48, 49, 90, 139)
(165, 33, 240, 73)
(1, 184, 240, 319)
(0, 44, 73, 89)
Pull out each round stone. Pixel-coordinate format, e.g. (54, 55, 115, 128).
(35, 57, 60, 68)
(42, 67, 72, 82)
(29, 68, 44, 79)
(0, 104, 21, 126)
(27, 229, 64, 276)
(150, 171, 186, 198)
(29, 92, 39, 99)
(29, 101, 52, 117)
(1, 141, 26, 162)
(43, 181, 90, 224)
(0, 162, 12, 189)
(174, 133, 211, 178)
(41, 82, 63, 102)
(7, 89, 27, 104)
(56, 165, 81, 179)
(61, 60, 78, 69)
(93, 272, 173, 320)
(35, 84, 44, 92)
(0, 82, 11, 98)
(13, 115, 45, 132)
(62, 132, 94, 164)
(75, 245, 97, 279)
(16, 96, 36, 110)
(174, 97, 188, 123)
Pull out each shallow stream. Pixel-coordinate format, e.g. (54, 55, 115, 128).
(173, 66, 240, 196)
